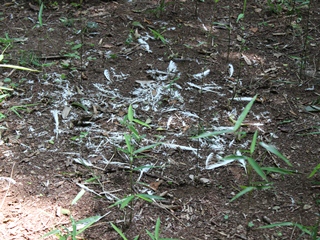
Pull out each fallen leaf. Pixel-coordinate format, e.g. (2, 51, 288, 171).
(237, 35, 244, 42)
(143, 18, 152, 25)
(242, 54, 252, 65)
(76, 86, 84, 94)
(60, 208, 70, 216)
(250, 27, 258, 33)
(134, 28, 141, 38)
(254, 8, 262, 13)
(149, 180, 163, 191)
(199, 178, 211, 184)
(81, 72, 88, 80)
(93, 105, 98, 115)
(264, 67, 277, 73)
(62, 106, 71, 119)
(273, 52, 283, 58)
(102, 43, 113, 48)
(29, 2, 40, 11)
(272, 32, 286, 36)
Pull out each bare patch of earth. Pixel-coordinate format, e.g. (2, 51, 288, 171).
(0, 0, 319, 239)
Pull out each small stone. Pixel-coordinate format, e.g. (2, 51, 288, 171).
(262, 215, 271, 224)
(199, 178, 211, 184)
(303, 204, 312, 210)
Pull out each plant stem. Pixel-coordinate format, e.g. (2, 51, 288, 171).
(227, 6, 231, 64)
(299, 0, 311, 82)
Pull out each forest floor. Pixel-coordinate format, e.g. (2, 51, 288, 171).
(0, 0, 319, 239)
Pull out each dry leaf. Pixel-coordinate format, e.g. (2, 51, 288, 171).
(152, 89, 157, 96)
(149, 180, 163, 191)
(93, 105, 98, 115)
(272, 32, 286, 36)
(29, 3, 40, 11)
(250, 27, 258, 33)
(254, 8, 262, 13)
(62, 106, 71, 119)
(264, 67, 277, 73)
(134, 29, 141, 38)
(236, 35, 244, 42)
(135, 80, 155, 85)
(81, 72, 88, 80)
(76, 86, 84, 94)
(143, 18, 152, 25)
(242, 54, 252, 65)
(102, 43, 113, 48)
(273, 53, 283, 58)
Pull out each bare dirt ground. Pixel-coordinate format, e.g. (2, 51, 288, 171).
(0, 0, 319, 239)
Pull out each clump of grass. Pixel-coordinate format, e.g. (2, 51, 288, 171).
(111, 217, 179, 240)
(109, 104, 163, 224)
(193, 95, 294, 203)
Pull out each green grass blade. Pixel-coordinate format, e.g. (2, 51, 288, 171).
(223, 155, 246, 161)
(71, 102, 88, 111)
(146, 229, 155, 240)
(155, 217, 161, 240)
(70, 216, 77, 239)
(124, 134, 133, 154)
(71, 44, 82, 50)
(230, 186, 255, 202)
(133, 143, 160, 155)
(0, 86, 13, 91)
(308, 163, 320, 178)
(136, 193, 165, 202)
(133, 118, 151, 128)
(250, 130, 258, 155)
(259, 221, 295, 229)
(294, 223, 312, 236)
(259, 142, 292, 167)
(149, 28, 167, 44)
(127, 125, 141, 140)
(10, 107, 22, 118)
(237, 13, 244, 23)
(261, 167, 296, 175)
(38, 2, 44, 26)
(120, 195, 135, 209)
(0, 64, 40, 72)
(41, 229, 61, 238)
(110, 223, 128, 240)
(191, 129, 233, 139)
(233, 95, 257, 132)
(76, 216, 101, 235)
(245, 156, 267, 181)
(258, 222, 312, 235)
(132, 21, 144, 29)
(71, 188, 86, 205)
(109, 195, 135, 209)
(128, 104, 134, 122)
(0, 94, 10, 100)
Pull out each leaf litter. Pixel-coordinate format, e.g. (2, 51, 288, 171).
(37, 56, 271, 182)
(2, 1, 318, 238)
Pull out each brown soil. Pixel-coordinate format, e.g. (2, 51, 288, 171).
(0, 0, 319, 239)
